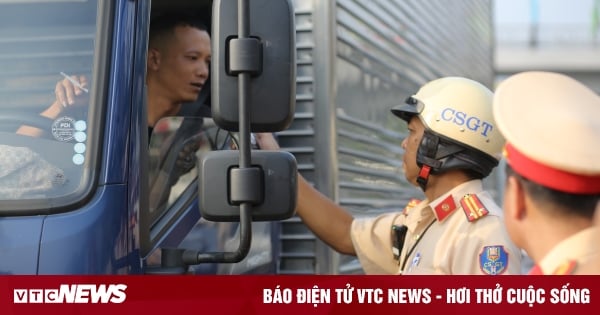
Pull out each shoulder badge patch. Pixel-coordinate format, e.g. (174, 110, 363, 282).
(433, 194, 457, 222)
(479, 245, 509, 275)
(460, 193, 489, 222)
(402, 198, 421, 215)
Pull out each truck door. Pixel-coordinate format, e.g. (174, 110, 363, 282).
(0, 0, 146, 274)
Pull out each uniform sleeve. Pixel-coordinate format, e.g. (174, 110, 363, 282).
(350, 212, 403, 274)
(449, 215, 522, 275)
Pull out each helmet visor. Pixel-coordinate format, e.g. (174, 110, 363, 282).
(390, 96, 424, 122)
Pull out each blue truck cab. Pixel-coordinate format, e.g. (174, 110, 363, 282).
(0, 0, 499, 275)
(0, 0, 294, 274)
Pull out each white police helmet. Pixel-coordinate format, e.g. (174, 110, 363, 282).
(391, 77, 505, 189)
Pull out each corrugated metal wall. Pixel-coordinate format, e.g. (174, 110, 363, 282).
(277, 0, 494, 274)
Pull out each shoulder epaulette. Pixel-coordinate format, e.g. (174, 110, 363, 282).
(552, 260, 577, 275)
(402, 198, 421, 215)
(460, 193, 489, 222)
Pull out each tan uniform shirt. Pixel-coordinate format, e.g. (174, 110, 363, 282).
(530, 227, 600, 275)
(350, 180, 521, 275)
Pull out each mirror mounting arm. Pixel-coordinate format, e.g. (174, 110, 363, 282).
(182, 0, 255, 265)
(178, 0, 296, 269)
(181, 205, 252, 264)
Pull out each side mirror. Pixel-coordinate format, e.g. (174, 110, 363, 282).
(183, 0, 297, 268)
(211, 0, 295, 132)
(148, 0, 298, 271)
(199, 150, 297, 221)
(202, 0, 297, 224)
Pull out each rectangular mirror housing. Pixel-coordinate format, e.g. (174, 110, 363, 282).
(211, 0, 296, 132)
(199, 150, 297, 221)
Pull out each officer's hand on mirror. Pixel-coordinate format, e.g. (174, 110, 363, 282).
(255, 133, 280, 150)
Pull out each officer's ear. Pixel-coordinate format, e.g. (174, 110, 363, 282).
(504, 175, 527, 221)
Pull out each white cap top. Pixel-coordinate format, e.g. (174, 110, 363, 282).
(494, 71, 600, 193)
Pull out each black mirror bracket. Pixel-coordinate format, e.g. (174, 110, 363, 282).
(175, 0, 256, 266)
(160, 0, 297, 271)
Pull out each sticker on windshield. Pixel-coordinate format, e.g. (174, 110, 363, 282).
(51, 116, 76, 142)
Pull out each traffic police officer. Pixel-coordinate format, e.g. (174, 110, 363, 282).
(494, 71, 600, 275)
(352, 77, 521, 274)
(256, 77, 522, 275)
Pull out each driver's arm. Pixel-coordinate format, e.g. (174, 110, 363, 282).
(17, 75, 88, 137)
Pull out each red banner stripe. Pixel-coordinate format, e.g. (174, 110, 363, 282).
(1, 275, 598, 315)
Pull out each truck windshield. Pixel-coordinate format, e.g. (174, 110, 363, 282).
(0, 0, 102, 212)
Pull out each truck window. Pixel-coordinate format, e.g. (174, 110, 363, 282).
(145, 116, 233, 269)
(0, 0, 105, 212)
(148, 116, 235, 219)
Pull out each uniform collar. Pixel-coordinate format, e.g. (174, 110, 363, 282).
(536, 226, 599, 275)
(427, 180, 484, 222)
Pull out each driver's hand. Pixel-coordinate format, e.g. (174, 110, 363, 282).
(55, 74, 89, 110)
(16, 74, 89, 137)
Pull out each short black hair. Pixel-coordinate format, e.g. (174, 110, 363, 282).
(505, 164, 599, 220)
(149, 12, 208, 45)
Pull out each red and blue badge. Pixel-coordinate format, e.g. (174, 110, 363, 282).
(478, 245, 509, 275)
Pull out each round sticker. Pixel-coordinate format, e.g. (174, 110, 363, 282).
(75, 120, 87, 131)
(51, 116, 76, 142)
(74, 142, 86, 154)
(72, 154, 85, 165)
(74, 131, 87, 143)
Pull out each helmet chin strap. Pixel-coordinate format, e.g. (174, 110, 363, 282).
(415, 130, 442, 191)
(417, 164, 432, 191)
(415, 130, 465, 191)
